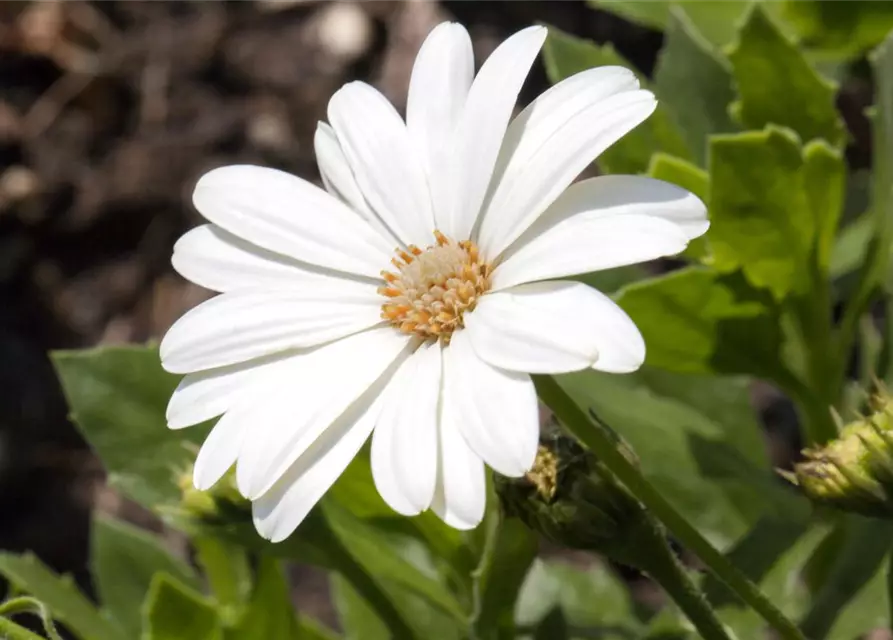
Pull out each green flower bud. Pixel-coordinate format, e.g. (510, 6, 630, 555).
(784, 395, 893, 518)
(174, 466, 250, 524)
(494, 431, 650, 567)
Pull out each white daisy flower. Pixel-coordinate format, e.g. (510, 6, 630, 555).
(161, 22, 708, 543)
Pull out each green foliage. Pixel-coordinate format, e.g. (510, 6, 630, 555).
(142, 574, 222, 640)
(542, 27, 691, 174)
(52, 346, 206, 510)
(593, 0, 755, 48)
(654, 7, 737, 166)
(226, 557, 300, 640)
(616, 269, 784, 380)
(728, 6, 846, 147)
(0, 553, 125, 640)
(91, 515, 200, 639)
(708, 128, 845, 299)
(782, 0, 893, 59)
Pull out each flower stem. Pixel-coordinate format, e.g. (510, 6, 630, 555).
(0, 597, 63, 640)
(625, 512, 731, 640)
(533, 375, 807, 640)
(0, 618, 46, 640)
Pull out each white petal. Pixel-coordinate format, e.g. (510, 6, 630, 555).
(491, 178, 699, 290)
(406, 22, 474, 234)
(327, 82, 435, 247)
(444, 25, 547, 241)
(235, 327, 413, 500)
(166, 354, 288, 429)
(160, 286, 383, 374)
(371, 341, 441, 515)
(314, 123, 400, 245)
(251, 382, 385, 543)
(478, 90, 657, 258)
(193, 165, 393, 278)
(172, 224, 370, 293)
(430, 379, 486, 530)
(193, 411, 246, 491)
(444, 330, 538, 478)
(527, 175, 708, 240)
(466, 281, 644, 374)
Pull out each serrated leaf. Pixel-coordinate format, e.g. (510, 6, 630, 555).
(0, 553, 125, 640)
(781, 0, 893, 59)
(142, 573, 222, 640)
(654, 7, 737, 166)
(227, 557, 300, 640)
(92, 515, 200, 639)
(542, 26, 691, 174)
(615, 268, 784, 381)
(51, 346, 207, 511)
(708, 128, 845, 299)
(728, 5, 845, 146)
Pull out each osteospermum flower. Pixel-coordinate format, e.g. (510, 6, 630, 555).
(161, 22, 708, 542)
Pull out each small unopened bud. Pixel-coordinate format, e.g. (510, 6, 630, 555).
(495, 431, 648, 566)
(176, 466, 249, 524)
(784, 394, 893, 518)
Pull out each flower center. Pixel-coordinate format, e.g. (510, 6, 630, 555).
(379, 230, 491, 341)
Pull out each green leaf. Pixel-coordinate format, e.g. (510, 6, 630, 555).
(647, 154, 710, 261)
(799, 517, 893, 639)
(227, 557, 300, 640)
(470, 517, 538, 638)
(615, 268, 784, 381)
(331, 575, 389, 640)
(142, 573, 222, 640)
(781, 0, 893, 58)
(515, 559, 639, 634)
(728, 6, 845, 146)
(837, 32, 893, 365)
(654, 7, 737, 166)
(595, 0, 755, 48)
(320, 502, 465, 626)
(703, 515, 811, 607)
(542, 26, 690, 174)
(0, 553, 125, 640)
(717, 525, 828, 638)
(557, 366, 789, 547)
(51, 346, 207, 510)
(193, 538, 251, 622)
(708, 128, 845, 300)
(91, 515, 200, 639)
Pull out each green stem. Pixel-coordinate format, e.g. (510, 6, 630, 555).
(534, 375, 807, 640)
(0, 618, 46, 640)
(0, 598, 63, 640)
(628, 513, 731, 640)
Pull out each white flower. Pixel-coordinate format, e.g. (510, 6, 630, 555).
(161, 22, 708, 543)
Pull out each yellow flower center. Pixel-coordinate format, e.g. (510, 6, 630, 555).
(379, 231, 491, 341)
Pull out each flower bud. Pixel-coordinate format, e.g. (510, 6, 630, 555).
(494, 430, 649, 567)
(175, 466, 250, 524)
(784, 395, 893, 518)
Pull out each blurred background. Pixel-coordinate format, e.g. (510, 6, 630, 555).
(0, 0, 875, 631)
